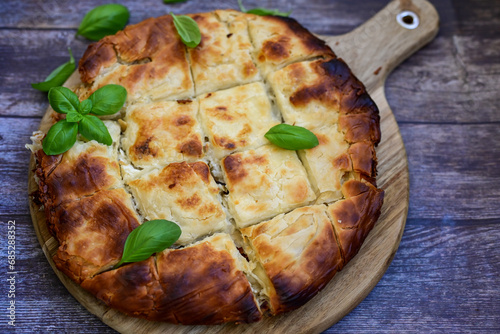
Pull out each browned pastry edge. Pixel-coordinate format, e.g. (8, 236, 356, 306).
(254, 15, 335, 64)
(81, 238, 262, 324)
(50, 189, 141, 283)
(328, 180, 385, 265)
(240, 206, 344, 315)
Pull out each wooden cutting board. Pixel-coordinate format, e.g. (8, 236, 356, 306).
(28, 0, 439, 332)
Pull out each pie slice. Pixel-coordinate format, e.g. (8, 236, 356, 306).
(240, 205, 343, 315)
(121, 99, 204, 169)
(127, 161, 227, 245)
(154, 233, 262, 324)
(50, 188, 141, 283)
(188, 11, 260, 95)
(247, 14, 335, 76)
(222, 145, 316, 228)
(327, 179, 384, 264)
(199, 82, 280, 160)
(78, 15, 194, 102)
(34, 121, 122, 211)
(298, 123, 353, 203)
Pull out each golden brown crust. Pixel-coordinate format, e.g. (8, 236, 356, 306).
(127, 162, 227, 245)
(247, 14, 335, 76)
(222, 145, 315, 228)
(241, 205, 343, 315)
(269, 57, 380, 130)
(327, 180, 384, 264)
(78, 15, 193, 101)
(338, 113, 381, 145)
(122, 100, 204, 168)
(51, 188, 141, 283)
(154, 234, 262, 324)
(34, 138, 121, 213)
(81, 258, 164, 319)
(188, 11, 260, 95)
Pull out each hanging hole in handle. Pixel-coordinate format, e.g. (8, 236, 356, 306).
(396, 11, 419, 30)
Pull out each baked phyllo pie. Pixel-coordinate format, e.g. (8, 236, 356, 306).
(29, 9, 384, 325)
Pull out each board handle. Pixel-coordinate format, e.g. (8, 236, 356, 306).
(322, 0, 439, 91)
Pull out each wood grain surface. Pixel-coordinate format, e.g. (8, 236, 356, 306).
(1, 0, 499, 333)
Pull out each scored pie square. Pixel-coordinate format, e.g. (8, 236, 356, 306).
(127, 161, 227, 245)
(154, 233, 262, 324)
(50, 188, 141, 283)
(188, 11, 260, 95)
(78, 15, 194, 102)
(222, 145, 316, 228)
(121, 100, 204, 168)
(298, 123, 353, 203)
(241, 205, 343, 315)
(247, 14, 334, 76)
(268, 58, 340, 129)
(35, 121, 122, 209)
(199, 82, 280, 160)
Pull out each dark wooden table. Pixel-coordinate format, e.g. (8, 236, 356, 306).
(1, 0, 499, 332)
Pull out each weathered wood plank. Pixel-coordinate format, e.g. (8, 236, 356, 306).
(330, 221, 500, 333)
(0, 118, 41, 215)
(1, 0, 500, 332)
(2, 0, 500, 38)
(0, 0, 385, 35)
(400, 123, 500, 220)
(0, 30, 89, 117)
(386, 35, 500, 124)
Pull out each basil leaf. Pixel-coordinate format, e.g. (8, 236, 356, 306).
(246, 8, 292, 16)
(116, 220, 181, 268)
(66, 112, 83, 123)
(78, 99, 93, 115)
(48, 87, 80, 114)
(237, 0, 291, 17)
(78, 115, 113, 145)
(171, 12, 201, 48)
(88, 84, 127, 115)
(77, 4, 129, 41)
(164, 0, 187, 3)
(42, 120, 78, 155)
(265, 124, 319, 150)
(31, 48, 75, 92)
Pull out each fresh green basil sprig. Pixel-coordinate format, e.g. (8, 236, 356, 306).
(42, 85, 127, 155)
(171, 12, 201, 48)
(237, 0, 291, 17)
(265, 124, 319, 150)
(77, 4, 130, 40)
(115, 220, 182, 268)
(31, 48, 75, 92)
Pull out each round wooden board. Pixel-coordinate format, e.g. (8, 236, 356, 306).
(28, 1, 438, 333)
